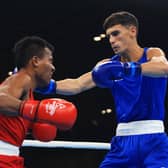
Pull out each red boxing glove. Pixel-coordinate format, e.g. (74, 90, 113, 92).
(32, 122, 57, 142)
(19, 98, 78, 130)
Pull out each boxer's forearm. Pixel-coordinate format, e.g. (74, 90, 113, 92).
(56, 72, 96, 95)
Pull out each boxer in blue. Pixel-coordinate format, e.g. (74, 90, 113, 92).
(29, 11, 168, 167)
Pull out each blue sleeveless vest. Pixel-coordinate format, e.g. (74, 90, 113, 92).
(110, 48, 167, 123)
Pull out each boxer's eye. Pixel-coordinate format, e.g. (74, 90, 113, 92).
(106, 31, 120, 39)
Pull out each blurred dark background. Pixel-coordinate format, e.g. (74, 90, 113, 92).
(0, 0, 168, 167)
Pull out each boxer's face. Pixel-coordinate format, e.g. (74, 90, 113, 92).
(35, 47, 55, 87)
(106, 24, 137, 55)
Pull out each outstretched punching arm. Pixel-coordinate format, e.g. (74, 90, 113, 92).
(34, 71, 96, 95)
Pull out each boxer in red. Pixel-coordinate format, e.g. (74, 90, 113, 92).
(0, 36, 77, 168)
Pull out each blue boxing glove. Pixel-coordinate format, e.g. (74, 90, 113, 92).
(92, 60, 141, 88)
(34, 79, 56, 95)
